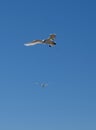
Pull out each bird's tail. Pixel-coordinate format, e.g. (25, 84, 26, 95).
(24, 43, 32, 46)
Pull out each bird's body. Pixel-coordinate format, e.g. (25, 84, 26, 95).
(24, 34, 56, 47)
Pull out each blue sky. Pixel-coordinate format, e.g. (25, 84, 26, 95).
(0, 0, 96, 130)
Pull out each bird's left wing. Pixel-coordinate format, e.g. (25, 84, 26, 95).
(24, 40, 43, 46)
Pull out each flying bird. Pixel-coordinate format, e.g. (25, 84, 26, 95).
(33, 82, 48, 88)
(40, 83, 48, 87)
(24, 34, 56, 47)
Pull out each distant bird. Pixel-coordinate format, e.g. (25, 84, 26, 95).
(24, 34, 56, 47)
(34, 82, 48, 88)
(40, 83, 48, 87)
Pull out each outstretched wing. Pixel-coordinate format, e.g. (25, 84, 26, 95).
(48, 34, 56, 40)
(24, 40, 43, 46)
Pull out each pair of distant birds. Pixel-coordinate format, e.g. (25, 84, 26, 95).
(24, 34, 56, 47)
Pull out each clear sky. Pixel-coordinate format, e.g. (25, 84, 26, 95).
(0, 0, 96, 130)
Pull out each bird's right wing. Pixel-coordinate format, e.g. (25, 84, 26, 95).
(24, 40, 43, 46)
(48, 34, 56, 40)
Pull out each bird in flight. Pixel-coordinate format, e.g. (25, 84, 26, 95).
(34, 82, 48, 88)
(24, 34, 56, 47)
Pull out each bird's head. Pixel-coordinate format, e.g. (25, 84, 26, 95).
(54, 42, 56, 45)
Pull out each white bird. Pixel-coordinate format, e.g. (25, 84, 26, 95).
(34, 82, 48, 88)
(24, 34, 56, 47)
(40, 83, 48, 87)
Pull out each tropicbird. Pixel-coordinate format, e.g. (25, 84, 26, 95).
(24, 34, 56, 47)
